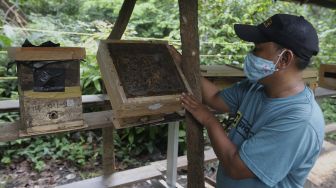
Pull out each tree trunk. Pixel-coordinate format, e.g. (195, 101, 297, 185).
(178, 0, 205, 187)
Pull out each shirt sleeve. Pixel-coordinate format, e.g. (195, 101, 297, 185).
(238, 117, 320, 187)
(219, 79, 252, 113)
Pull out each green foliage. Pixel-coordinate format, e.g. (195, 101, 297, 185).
(0, 112, 19, 123)
(0, 35, 11, 49)
(320, 98, 336, 124)
(1, 0, 336, 171)
(0, 133, 101, 171)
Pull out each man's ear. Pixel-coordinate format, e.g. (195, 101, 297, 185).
(278, 50, 294, 69)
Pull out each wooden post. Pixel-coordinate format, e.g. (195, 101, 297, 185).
(178, 1, 205, 187)
(108, 0, 137, 40)
(102, 0, 137, 176)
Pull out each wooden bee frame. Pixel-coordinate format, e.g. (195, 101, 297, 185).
(97, 40, 191, 128)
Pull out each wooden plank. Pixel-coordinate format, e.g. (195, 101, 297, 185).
(102, 127, 115, 176)
(7, 47, 85, 61)
(97, 42, 124, 110)
(200, 65, 244, 77)
(0, 94, 109, 112)
(56, 165, 162, 188)
(0, 110, 113, 142)
(56, 148, 216, 188)
(318, 64, 336, 90)
(44, 141, 336, 188)
(103, 165, 162, 187)
(102, 0, 137, 178)
(56, 176, 105, 188)
(178, 0, 205, 187)
(200, 65, 317, 79)
(107, 0, 137, 40)
(315, 87, 336, 98)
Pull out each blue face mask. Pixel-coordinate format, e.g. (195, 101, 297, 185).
(243, 51, 285, 83)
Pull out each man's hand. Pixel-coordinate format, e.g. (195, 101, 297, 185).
(180, 92, 217, 127)
(180, 93, 255, 179)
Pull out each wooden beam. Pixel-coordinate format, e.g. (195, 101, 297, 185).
(56, 148, 217, 188)
(0, 94, 109, 112)
(0, 110, 183, 142)
(178, 0, 205, 187)
(107, 0, 137, 40)
(7, 47, 85, 61)
(103, 0, 137, 176)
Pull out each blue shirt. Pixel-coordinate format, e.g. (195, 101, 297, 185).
(216, 79, 325, 188)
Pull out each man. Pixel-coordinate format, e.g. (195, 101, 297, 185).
(180, 14, 325, 188)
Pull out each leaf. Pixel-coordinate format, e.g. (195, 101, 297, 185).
(128, 133, 134, 144)
(1, 156, 11, 164)
(0, 35, 12, 49)
(145, 143, 154, 154)
(93, 79, 101, 92)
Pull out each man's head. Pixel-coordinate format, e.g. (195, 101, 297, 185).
(234, 14, 319, 71)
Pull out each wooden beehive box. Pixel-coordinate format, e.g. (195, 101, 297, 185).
(318, 64, 336, 90)
(7, 47, 86, 136)
(97, 40, 191, 128)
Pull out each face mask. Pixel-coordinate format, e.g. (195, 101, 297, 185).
(243, 50, 285, 83)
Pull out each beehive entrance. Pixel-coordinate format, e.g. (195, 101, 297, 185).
(108, 43, 186, 98)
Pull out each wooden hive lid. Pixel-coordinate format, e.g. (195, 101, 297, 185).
(7, 47, 86, 61)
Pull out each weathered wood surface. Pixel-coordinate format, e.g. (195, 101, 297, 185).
(56, 148, 217, 188)
(200, 65, 317, 78)
(107, 0, 137, 40)
(0, 110, 184, 142)
(103, 0, 137, 177)
(98, 41, 190, 120)
(178, 0, 205, 187)
(15, 57, 83, 134)
(7, 47, 85, 61)
(0, 94, 108, 112)
(318, 64, 336, 90)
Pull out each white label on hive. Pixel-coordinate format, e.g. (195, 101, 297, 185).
(148, 103, 162, 110)
(66, 99, 75, 107)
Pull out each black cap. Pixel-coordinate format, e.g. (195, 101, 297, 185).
(234, 14, 319, 61)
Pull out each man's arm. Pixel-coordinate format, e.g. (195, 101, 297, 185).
(201, 77, 230, 113)
(180, 93, 255, 179)
(206, 117, 255, 179)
